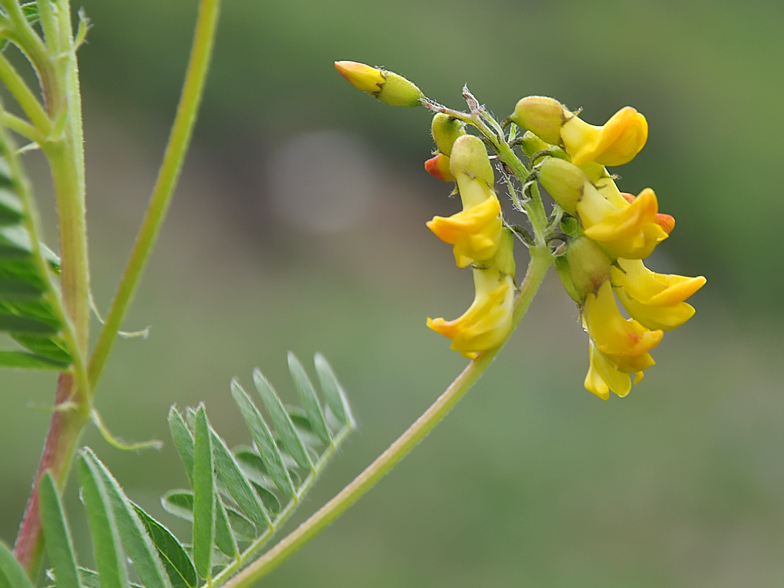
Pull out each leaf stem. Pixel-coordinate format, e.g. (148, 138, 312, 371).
(218, 246, 553, 588)
(87, 0, 221, 392)
(0, 52, 51, 133)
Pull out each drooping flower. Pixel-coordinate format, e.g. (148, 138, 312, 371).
(582, 281, 663, 398)
(427, 267, 515, 359)
(612, 259, 706, 331)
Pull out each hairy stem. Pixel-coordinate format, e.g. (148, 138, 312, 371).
(13, 375, 90, 575)
(88, 0, 221, 391)
(219, 246, 553, 588)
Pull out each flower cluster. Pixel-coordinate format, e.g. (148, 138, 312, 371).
(335, 62, 705, 398)
(514, 96, 706, 399)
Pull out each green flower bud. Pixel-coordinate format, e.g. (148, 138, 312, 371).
(377, 70, 425, 107)
(431, 113, 466, 156)
(537, 158, 588, 216)
(449, 135, 494, 186)
(556, 237, 612, 304)
(334, 61, 424, 107)
(511, 96, 567, 145)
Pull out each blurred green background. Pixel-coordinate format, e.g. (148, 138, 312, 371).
(2, 0, 784, 586)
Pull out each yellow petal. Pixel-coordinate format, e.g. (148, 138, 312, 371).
(563, 107, 648, 167)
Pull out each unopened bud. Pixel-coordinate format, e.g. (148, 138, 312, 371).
(556, 237, 612, 304)
(537, 158, 588, 216)
(449, 135, 494, 186)
(431, 113, 465, 156)
(511, 96, 568, 145)
(334, 61, 424, 107)
(424, 153, 454, 182)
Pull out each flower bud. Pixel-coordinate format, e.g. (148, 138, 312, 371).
(511, 96, 566, 145)
(334, 61, 424, 107)
(424, 153, 454, 182)
(431, 113, 465, 156)
(537, 158, 588, 216)
(449, 135, 494, 187)
(555, 237, 612, 304)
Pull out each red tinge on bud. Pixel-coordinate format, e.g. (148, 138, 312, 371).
(621, 192, 676, 234)
(424, 154, 454, 182)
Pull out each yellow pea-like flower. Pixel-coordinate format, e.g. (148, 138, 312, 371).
(427, 268, 515, 359)
(579, 186, 668, 260)
(561, 106, 648, 167)
(612, 259, 706, 331)
(583, 281, 663, 377)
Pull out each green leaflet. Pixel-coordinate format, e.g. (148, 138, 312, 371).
(287, 352, 331, 445)
(77, 456, 130, 588)
(252, 368, 313, 471)
(192, 406, 215, 579)
(0, 541, 34, 588)
(230, 380, 295, 498)
(314, 352, 354, 428)
(132, 505, 197, 588)
(79, 449, 173, 588)
(38, 472, 81, 588)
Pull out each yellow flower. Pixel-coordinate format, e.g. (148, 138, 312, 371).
(561, 106, 648, 167)
(612, 259, 706, 331)
(427, 268, 515, 359)
(427, 135, 502, 267)
(578, 186, 668, 259)
(582, 281, 663, 395)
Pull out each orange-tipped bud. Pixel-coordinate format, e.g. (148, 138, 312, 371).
(424, 154, 454, 182)
(334, 61, 424, 107)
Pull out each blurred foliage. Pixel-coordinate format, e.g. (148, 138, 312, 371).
(2, 0, 783, 586)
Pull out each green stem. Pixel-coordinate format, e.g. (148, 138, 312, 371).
(87, 0, 221, 391)
(218, 247, 553, 588)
